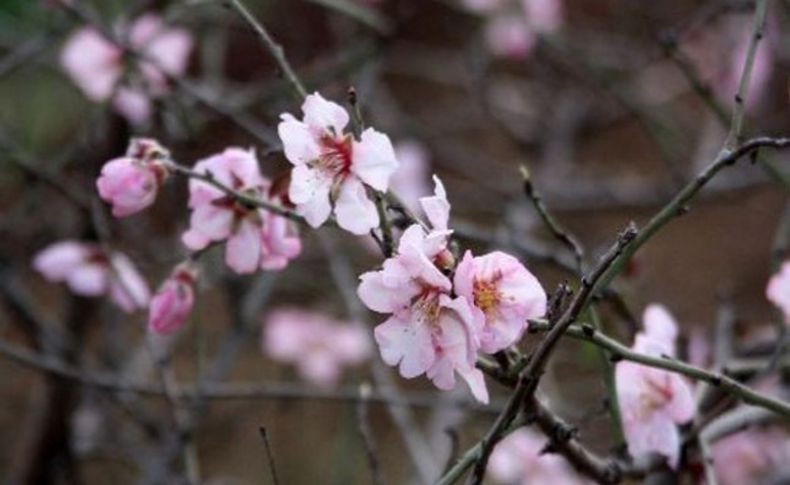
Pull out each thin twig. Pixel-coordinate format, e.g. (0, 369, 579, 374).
(591, 136, 790, 300)
(725, 0, 769, 148)
(165, 160, 303, 222)
(258, 427, 281, 485)
(0, 335, 499, 410)
(224, 0, 308, 100)
(520, 165, 584, 272)
(356, 384, 385, 485)
(526, 321, 790, 418)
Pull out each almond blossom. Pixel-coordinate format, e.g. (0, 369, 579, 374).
(277, 92, 398, 235)
(615, 304, 695, 468)
(488, 428, 587, 484)
(181, 147, 301, 274)
(33, 240, 150, 313)
(766, 261, 790, 324)
(454, 250, 546, 353)
(711, 427, 790, 485)
(485, 16, 535, 59)
(148, 264, 197, 335)
(263, 308, 370, 387)
(390, 140, 432, 212)
(60, 14, 192, 124)
(357, 180, 489, 403)
(97, 138, 170, 217)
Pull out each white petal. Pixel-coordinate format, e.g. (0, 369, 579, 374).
(334, 177, 379, 235)
(351, 128, 398, 192)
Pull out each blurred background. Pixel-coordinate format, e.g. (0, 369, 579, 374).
(0, 0, 787, 483)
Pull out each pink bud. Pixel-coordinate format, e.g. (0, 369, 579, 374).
(97, 138, 170, 218)
(148, 265, 196, 335)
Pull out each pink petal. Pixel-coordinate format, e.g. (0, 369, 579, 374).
(419, 175, 451, 231)
(66, 263, 109, 296)
(189, 204, 234, 241)
(374, 312, 435, 378)
(225, 217, 261, 274)
(351, 128, 398, 192)
(108, 253, 150, 312)
(112, 88, 153, 125)
(278, 114, 321, 166)
(33, 241, 93, 281)
(289, 165, 333, 228)
(334, 177, 380, 235)
(302, 92, 349, 135)
(60, 27, 121, 101)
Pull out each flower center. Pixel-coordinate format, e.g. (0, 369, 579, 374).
(413, 290, 442, 329)
(473, 279, 501, 317)
(315, 133, 353, 181)
(639, 374, 673, 414)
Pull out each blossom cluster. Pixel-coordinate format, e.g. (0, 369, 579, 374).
(615, 305, 695, 468)
(461, 0, 563, 60)
(61, 13, 193, 125)
(34, 11, 790, 477)
(358, 177, 547, 403)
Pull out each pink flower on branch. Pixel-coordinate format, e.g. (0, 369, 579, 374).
(263, 309, 370, 388)
(766, 261, 790, 324)
(615, 305, 695, 469)
(60, 13, 192, 124)
(358, 219, 489, 403)
(278, 92, 398, 235)
(454, 250, 546, 353)
(97, 138, 170, 217)
(148, 264, 197, 335)
(488, 428, 587, 484)
(182, 147, 302, 274)
(33, 240, 150, 313)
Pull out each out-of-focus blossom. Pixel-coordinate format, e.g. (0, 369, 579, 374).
(33, 240, 150, 313)
(277, 92, 398, 234)
(766, 261, 790, 324)
(711, 428, 790, 485)
(358, 180, 489, 403)
(462, 0, 507, 14)
(182, 147, 301, 274)
(263, 308, 370, 387)
(391, 140, 432, 212)
(454, 250, 546, 353)
(60, 13, 192, 124)
(488, 428, 587, 484)
(148, 264, 197, 335)
(615, 305, 695, 468)
(485, 16, 535, 59)
(97, 138, 170, 217)
(522, 0, 563, 34)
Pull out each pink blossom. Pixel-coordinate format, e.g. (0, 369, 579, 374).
(462, 0, 507, 14)
(390, 140, 432, 212)
(182, 147, 301, 274)
(711, 428, 789, 485)
(766, 261, 790, 324)
(60, 28, 122, 102)
(485, 16, 536, 59)
(60, 14, 192, 124)
(97, 138, 170, 217)
(33, 241, 150, 313)
(148, 264, 197, 335)
(277, 92, 398, 235)
(615, 305, 695, 468)
(522, 0, 563, 34)
(454, 250, 546, 353)
(488, 428, 587, 484)
(263, 309, 370, 387)
(358, 223, 489, 403)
